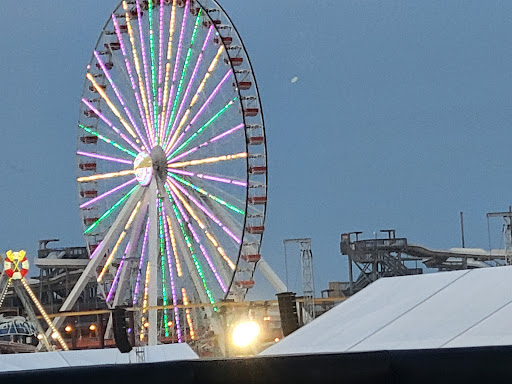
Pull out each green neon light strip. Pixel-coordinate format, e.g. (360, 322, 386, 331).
(148, 1, 158, 144)
(167, 9, 202, 133)
(158, 199, 169, 337)
(169, 98, 236, 159)
(84, 185, 138, 234)
(79, 125, 137, 158)
(169, 191, 216, 308)
(169, 173, 244, 215)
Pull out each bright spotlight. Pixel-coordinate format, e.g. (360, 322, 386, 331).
(89, 324, 97, 331)
(51, 332, 58, 340)
(232, 321, 260, 348)
(65, 326, 72, 333)
(37, 334, 44, 340)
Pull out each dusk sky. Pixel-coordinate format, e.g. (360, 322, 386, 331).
(1, 1, 512, 297)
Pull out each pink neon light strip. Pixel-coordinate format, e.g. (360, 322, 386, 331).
(107, 241, 130, 302)
(89, 240, 103, 260)
(80, 178, 137, 209)
(168, 179, 241, 244)
(171, 190, 227, 292)
(94, 51, 150, 151)
(81, 98, 141, 153)
(157, 0, 165, 107)
(112, 13, 153, 147)
(167, 169, 247, 187)
(77, 151, 133, 165)
(163, 0, 190, 137)
(161, 200, 182, 342)
(133, 217, 150, 305)
(210, 123, 244, 143)
(167, 70, 232, 154)
(168, 26, 214, 136)
(112, 14, 128, 56)
(168, 123, 244, 162)
(136, 0, 155, 128)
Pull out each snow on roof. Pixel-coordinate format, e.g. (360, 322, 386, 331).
(260, 266, 512, 356)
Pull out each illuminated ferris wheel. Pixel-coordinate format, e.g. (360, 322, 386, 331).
(70, 0, 267, 345)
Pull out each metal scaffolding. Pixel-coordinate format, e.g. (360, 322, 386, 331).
(283, 238, 316, 324)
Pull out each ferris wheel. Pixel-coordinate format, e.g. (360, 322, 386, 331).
(66, 0, 268, 346)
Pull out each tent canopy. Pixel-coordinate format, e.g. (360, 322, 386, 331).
(261, 266, 512, 356)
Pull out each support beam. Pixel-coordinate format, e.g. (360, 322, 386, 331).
(14, 283, 52, 351)
(257, 258, 287, 293)
(51, 186, 144, 332)
(147, 179, 159, 345)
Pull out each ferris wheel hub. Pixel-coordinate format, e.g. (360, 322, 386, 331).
(149, 145, 168, 182)
(133, 145, 167, 186)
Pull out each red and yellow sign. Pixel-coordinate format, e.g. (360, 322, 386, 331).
(4, 250, 29, 280)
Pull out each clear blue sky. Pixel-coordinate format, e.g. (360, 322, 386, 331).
(1, 1, 511, 297)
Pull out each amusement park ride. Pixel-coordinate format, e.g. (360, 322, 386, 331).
(30, 0, 289, 355)
(0, 251, 68, 352)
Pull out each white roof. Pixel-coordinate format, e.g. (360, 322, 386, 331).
(0, 344, 198, 372)
(261, 266, 512, 356)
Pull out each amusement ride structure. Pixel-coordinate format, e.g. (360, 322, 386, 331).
(0, 251, 68, 352)
(53, 0, 281, 351)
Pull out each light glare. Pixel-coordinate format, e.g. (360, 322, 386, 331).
(232, 321, 260, 348)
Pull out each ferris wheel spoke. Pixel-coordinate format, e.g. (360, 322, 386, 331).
(81, 100, 141, 154)
(169, 169, 246, 188)
(165, 69, 233, 154)
(170, 189, 227, 292)
(79, 125, 138, 158)
(135, 0, 156, 132)
(167, 96, 237, 158)
(167, 151, 247, 169)
(166, 215, 183, 277)
(109, 195, 149, 305)
(93, 51, 150, 151)
(80, 178, 137, 210)
(170, 200, 216, 306)
(181, 288, 196, 340)
(77, 151, 133, 165)
(139, 261, 151, 341)
(98, 199, 142, 282)
(86, 73, 140, 142)
(158, 180, 213, 307)
(160, 1, 177, 140)
(156, 1, 165, 108)
(159, 199, 182, 340)
(166, 180, 241, 244)
(160, 0, 190, 145)
(168, 173, 244, 215)
(168, 183, 235, 271)
(157, 199, 171, 337)
(165, 44, 225, 151)
(83, 184, 139, 234)
(166, 9, 203, 138)
(106, 241, 130, 302)
(123, 1, 154, 145)
(133, 216, 151, 305)
(168, 122, 244, 163)
(147, 0, 158, 142)
(162, 0, 190, 145)
(77, 169, 135, 183)
(168, 25, 214, 141)
(112, 13, 152, 147)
